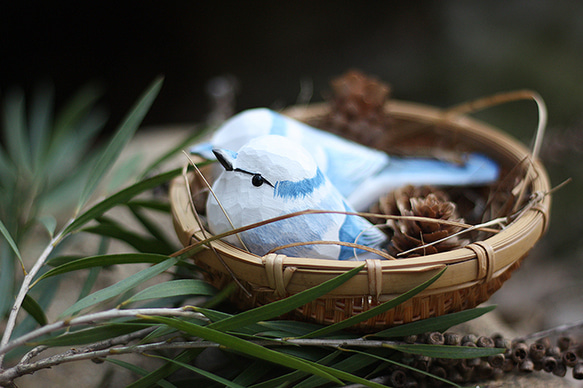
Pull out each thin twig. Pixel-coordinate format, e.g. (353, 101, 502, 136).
(0, 222, 71, 368)
(0, 307, 206, 358)
(182, 154, 252, 297)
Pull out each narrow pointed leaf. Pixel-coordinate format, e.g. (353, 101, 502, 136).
(208, 265, 365, 332)
(29, 82, 54, 170)
(139, 127, 211, 179)
(372, 305, 497, 338)
(292, 353, 378, 388)
(122, 279, 216, 306)
(34, 253, 171, 285)
(0, 219, 24, 271)
(300, 267, 446, 339)
(34, 323, 152, 347)
(250, 351, 343, 388)
(81, 223, 170, 254)
(127, 203, 175, 251)
(53, 83, 102, 141)
(37, 215, 57, 238)
(3, 88, 32, 172)
(142, 316, 343, 385)
(150, 354, 246, 388)
(105, 358, 177, 388)
(22, 294, 48, 326)
(77, 76, 164, 210)
(60, 257, 178, 318)
(344, 348, 460, 387)
(63, 167, 181, 236)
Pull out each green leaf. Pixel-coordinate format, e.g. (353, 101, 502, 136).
(37, 215, 57, 238)
(385, 343, 504, 359)
(52, 83, 102, 142)
(0, 245, 16, 317)
(29, 82, 54, 171)
(81, 223, 170, 254)
(291, 352, 378, 388)
(62, 168, 181, 237)
(344, 348, 460, 387)
(139, 126, 211, 179)
(372, 305, 497, 338)
(105, 358, 177, 388)
(127, 199, 171, 213)
(208, 265, 365, 332)
(34, 253, 171, 286)
(127, 203, 175, 252)
(144, 316, 343, 385)
(0, 219, 24, 272)
(59, 257, 178, 317)
(3, 88, 32, 173)
(34, 323, 152, 347)
(121, 279, 216, 306)
(150, 354, 247, 388)
(131, 267, 365, 388)
(22, 294, 48, 326)
(77, 76, 164, 210)
(299, 266, 447, 339)
(106, 153, 144, 193)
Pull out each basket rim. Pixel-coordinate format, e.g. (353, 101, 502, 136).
(170, 99, 551, 296)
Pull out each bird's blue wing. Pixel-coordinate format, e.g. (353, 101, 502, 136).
(347, 153, 500, 211)
(337, 202, 387, 260)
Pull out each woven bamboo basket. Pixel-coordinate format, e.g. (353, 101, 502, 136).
(169, 99, 551, 331)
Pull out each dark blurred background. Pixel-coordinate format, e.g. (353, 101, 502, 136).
(2, 1, 582, 330)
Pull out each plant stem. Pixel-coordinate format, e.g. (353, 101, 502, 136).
(0, 307, 206, 359)
(0, 224, 68, 368)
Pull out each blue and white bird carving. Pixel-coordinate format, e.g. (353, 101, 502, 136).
(206, 135, 388, 260)
(192, 108, 499, 211)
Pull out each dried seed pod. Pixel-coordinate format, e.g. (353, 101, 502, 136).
(487, 353, 505, 369)
(519, 359, 534, 373)
(494, 336, 511, 350)
(444, 332, 461, 346)
(446, 367, 464, 384)
(476, 336, 495, 348)
(426, 332, 445, 345)
(502, 358, 517, 373)
(562, 350, 578, 367)
(404, 334, 418, 344)
(529, 342, 546, 361)
(557, 336, 573, 352)
(511, 342, 529, 363)
(462, 334, 478, 345)
(412, 356, 430, 371)
(391, 369, 408, 388)
(542, 356, 558, 373)
(573, 362, 583, 380)
(576, 343, 583, 358)
(553, 362, 567, 377)
(546, 346, 562, 358)
(536, 337, 551, 349)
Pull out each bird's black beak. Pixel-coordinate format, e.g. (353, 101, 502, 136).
(212, 149, 235, 171)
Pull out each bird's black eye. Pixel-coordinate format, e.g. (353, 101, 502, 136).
(252, 174, 264, 187)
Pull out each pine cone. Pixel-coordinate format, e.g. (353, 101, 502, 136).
(371, 185, 469, 258)
(323, 70, 393, 147)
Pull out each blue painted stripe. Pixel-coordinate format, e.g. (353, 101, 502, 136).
(274, 168, 326, 200)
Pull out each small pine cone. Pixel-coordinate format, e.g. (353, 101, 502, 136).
(373, 185, 469, 258)
(323, 70, 393, 147)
